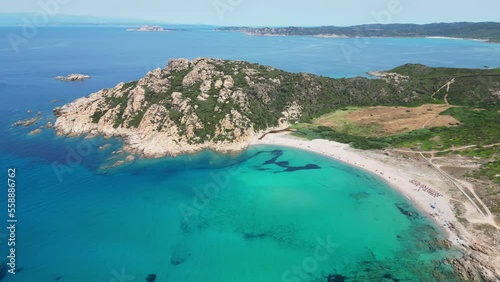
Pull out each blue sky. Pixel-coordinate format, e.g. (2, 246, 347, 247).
(2, 0, 499, 26)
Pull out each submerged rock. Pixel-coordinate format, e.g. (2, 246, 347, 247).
(98, 144, 111, 151)
(395, 203, 421, 219)
(28, 128, 42, 135)
(12, 117, 39, 127)
(243, 232, 267, 240)
(326, 274, 347, 282)
(145, 274, 157, 282)
(170, 256, 185, 266)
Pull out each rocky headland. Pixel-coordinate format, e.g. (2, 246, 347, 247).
(53, 58, 303, 157)
(53, 58, 500, 158)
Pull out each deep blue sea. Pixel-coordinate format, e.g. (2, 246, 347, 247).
(1, 27, 500, 282)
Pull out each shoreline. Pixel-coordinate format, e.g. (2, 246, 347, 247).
(251, 133, 480, 245)
(424, 36, 491, 43)
(237, 31, 498, 43)
(250, 133, 500, 281)
(254, 140, 446, 233)
(252, 133, 500, 279)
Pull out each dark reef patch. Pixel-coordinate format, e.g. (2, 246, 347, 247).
(251, 150, 322, 173)
(349, 192, 371, 201)
(395, 203, 421, 219)
(254, 167, 270, 171)
(146, 273, 157, 282)
(282, 164, 321, 172)
(243, 232, 268, 240)
(326, 274, 347, 282)
(170, 256, 186, 266)
(276, 161, 290, 166)
(262, 150, 283, 165)
(170, 247, 191, 266)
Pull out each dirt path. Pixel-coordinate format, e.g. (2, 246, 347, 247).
(425, 153, 500, 230)
(258, 128, 295, 140)
(394, 143, 500, 155)
(423, 78, 456, 128)
(431, 78, 455, 106)
(444, 78, 454, 105)
(394, 146, 500, 230)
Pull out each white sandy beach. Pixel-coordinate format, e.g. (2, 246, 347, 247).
(251, 132, 489, 247)
(425, 36, 489, 42)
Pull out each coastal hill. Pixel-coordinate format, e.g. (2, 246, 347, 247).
(217, 22, 500, 43)
(54, 58, 500, 159)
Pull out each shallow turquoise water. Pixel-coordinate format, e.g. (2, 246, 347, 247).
(1, 27, 497, 281)
(0, 139, 462, 281)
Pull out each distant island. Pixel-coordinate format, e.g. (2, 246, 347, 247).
(55, 74, 91, 82)
(217, 22, 500, 43)
(126, 25, 171, 32)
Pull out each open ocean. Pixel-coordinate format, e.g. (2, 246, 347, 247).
(1, 26, 500, 281)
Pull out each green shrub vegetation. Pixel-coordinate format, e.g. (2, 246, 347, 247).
(88, 59, 500, 181)
(295, 107, 500, 182)
(296, 107, 499, 150)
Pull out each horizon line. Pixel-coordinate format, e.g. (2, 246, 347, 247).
(0, 13, 499, 28)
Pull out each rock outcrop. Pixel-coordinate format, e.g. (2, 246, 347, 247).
(55, 74, 91, 82)
(12, 117, 40, 127)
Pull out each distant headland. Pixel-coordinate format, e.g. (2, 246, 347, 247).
(216, 22, 500, 43)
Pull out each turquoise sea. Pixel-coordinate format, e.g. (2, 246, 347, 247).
(1, 27, 500, 281)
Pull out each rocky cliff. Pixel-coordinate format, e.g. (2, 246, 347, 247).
(54, 58, 308, 157)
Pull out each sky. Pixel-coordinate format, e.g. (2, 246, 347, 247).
(1, 0, 499, 26)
